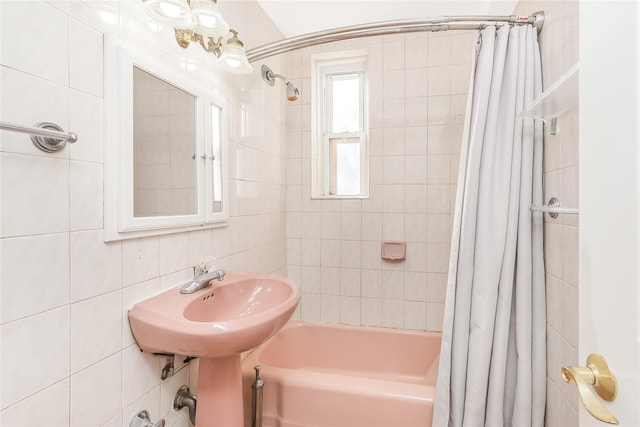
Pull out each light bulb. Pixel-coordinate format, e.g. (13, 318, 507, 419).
(224, 58, 241, 68)
(198, 14, 217, 28)
(159, 1, 181, 18)
(191, 0, 229, 37)
(143, 0, 195, 29)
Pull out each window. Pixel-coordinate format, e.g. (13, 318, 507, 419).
(311, 51, 368, 198)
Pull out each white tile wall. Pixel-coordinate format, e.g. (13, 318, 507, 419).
(70, 353, 122, 426)
(1, 153, 70, 237)
(70, 229, 122, 302)
(1, 233, 70, 323)
(70, 160, 104, 230)
(1, 307, 70, 408)
(69, 89, 104, 163)
(70, 290, 122, 373)
(69, 18, 104, 97)
(0, 0, 69, 85)
(285, 31, 475, 331)
(0, 0, 286, 425)
(0, 380, 70, 426)
(122, 236, 161, 287)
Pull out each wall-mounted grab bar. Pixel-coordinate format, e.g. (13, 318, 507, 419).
(0, 121, 78, 153)
(530, 197, 578, 218)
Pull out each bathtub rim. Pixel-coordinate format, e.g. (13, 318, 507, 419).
(242, 320, 442, 395)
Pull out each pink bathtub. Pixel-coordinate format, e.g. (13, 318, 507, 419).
(241, 321, 442, 427)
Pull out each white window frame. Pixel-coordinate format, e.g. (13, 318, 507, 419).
(311, 50, 369, 199)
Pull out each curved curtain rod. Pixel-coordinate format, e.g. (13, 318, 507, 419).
(246, 12, 545, 62)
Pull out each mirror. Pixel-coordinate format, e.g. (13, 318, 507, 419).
(132, 67, 198, 217)
(104, 37, 229, 241)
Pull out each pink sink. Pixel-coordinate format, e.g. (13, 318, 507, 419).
(128, 272, 300, 426)
(128, 272, 300, 358)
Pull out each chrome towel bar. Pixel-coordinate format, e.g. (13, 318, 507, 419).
(0, 121, 78, 153)
(530, 197, 578, 218)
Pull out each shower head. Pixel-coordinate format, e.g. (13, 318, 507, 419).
(286, 82, 300, 102)
(261, 64, 300, 102)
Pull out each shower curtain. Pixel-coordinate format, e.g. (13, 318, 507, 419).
(432, 24, 545, 427)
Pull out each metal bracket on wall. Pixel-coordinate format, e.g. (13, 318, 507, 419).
(0, 121, 78, 152)
(160, 355, 174, 380)
(154, 353, 194, 380)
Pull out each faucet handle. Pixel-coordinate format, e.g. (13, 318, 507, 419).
(130, 410, 165, 427)
(195, 256, 216, 275)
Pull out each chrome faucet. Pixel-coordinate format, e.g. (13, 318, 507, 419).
(180, 261, 225, 294)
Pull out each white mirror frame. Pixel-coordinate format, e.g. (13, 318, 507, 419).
(104, 36, 229, 241)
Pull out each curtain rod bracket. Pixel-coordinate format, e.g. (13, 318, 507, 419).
(532, 11, 545, 34)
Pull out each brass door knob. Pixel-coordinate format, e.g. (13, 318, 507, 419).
(562, 353, 618, 424)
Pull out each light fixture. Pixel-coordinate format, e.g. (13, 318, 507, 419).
(261, 65, 300, 102)
(142, 0, 252, 74)
(218, 30, 253, 75)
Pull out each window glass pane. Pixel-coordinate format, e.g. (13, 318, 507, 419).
(330, 137, 361, 195)
(330, 74, 361, 133)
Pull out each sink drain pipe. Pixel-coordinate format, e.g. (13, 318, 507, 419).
(251, 365, 264, 427)
(173, 367, 262, 426)
(174, 385, 197, 425)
